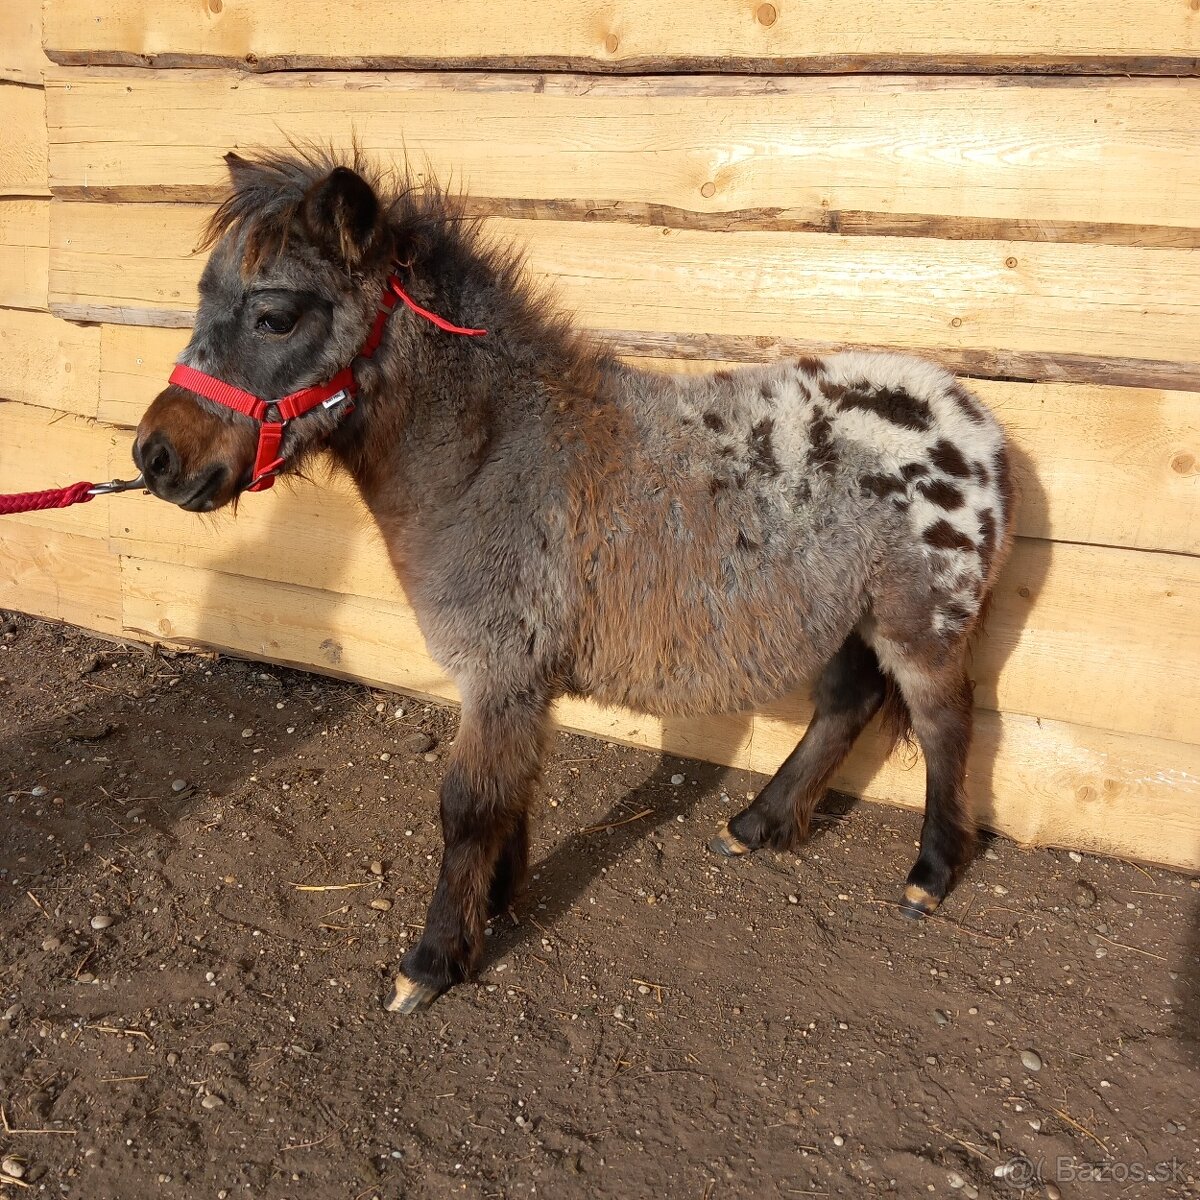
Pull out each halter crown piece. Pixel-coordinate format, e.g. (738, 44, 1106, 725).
(167, 269, 487, 492)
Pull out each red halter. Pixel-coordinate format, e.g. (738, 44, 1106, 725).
(167, 271, 486, 491)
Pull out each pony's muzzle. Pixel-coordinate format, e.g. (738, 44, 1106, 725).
(134, 385, 257, 512)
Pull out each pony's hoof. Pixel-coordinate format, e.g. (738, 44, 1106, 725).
(708, 824, 751, 858)
(899, 883, 941, 919)
(385, 973, 441, 1014)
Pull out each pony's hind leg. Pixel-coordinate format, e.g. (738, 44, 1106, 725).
(869, 636, 976, 917)
(710, 631, 886, 857)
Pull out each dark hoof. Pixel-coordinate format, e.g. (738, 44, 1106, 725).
(708, 824, 751, 858)
(385, 972, 442, 1014)
(899, 883, 942, 919)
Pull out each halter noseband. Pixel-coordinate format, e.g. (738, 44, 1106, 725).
(167, 270, 486, 492)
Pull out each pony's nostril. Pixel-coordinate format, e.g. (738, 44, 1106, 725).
(140, 432, 180, 488)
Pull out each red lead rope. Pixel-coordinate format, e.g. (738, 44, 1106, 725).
(0, 476, 144, 516)
(387, 277, 487, 338)
(0, 481, 98, 516)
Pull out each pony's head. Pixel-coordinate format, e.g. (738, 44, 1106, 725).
(134, 150, 394, 510)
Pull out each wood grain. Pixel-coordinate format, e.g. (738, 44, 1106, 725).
(0, 83, 48, 196)
(609, 331, 1200, 394)
(0, 308, 100, 417)
(0, 198, 50, 309)
(0, 0, 51, 85)
(42, 70, 1200, 241)
(41, 0, 1200, 74)
(0, 401, 120, 537)
(98, 323, 183, 426)
(117, 554, 1200, 870)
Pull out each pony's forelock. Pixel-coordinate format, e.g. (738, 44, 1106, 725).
(199, 142, 473, 277)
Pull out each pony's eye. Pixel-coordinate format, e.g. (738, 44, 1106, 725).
(256, 312, 297, 335)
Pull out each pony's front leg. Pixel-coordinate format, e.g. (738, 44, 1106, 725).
(387, 687, 548, 1014)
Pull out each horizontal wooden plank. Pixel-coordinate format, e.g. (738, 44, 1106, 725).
(972, 379, 1200, 556)
(520, 222, 1200, 370)
(0, 308, 100, 417)
(43, 70, 1200, 243)
(105, 444, 1200, 743)
(0, 523, 122, 635)
(0, 198, 49, 310)
(981, 540, 1199, 744)
(99, 326, 1200, 557)
(0, 82, 48, 196)
(0, 401, 121, 537)
(118, 555, 1200, 870)
(0, 0, 50, 84)
(614, 333, 1200, 394)
(48, 204, 1200, 389)
(41, 0, 1200, 74)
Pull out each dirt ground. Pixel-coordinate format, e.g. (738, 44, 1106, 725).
(0, 612, 1196, 1200)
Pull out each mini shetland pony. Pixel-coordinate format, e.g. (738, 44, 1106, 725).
(135, 150, 1015, 1013)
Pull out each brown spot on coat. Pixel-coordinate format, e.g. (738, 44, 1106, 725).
(818, 379, 847, 404)
(748, 417, 781, 477)
(807, 413, 837, 475)
(993, 447, 1016, 522)
(702, 412, 725, 432)
(930, 439, 971, 478)
(917, 479, 964, 510)
(923, 520, 976, 553)
(860, 473, 906, 499)
(834, 385, 933, 432)
(714, 370, 733, 382)
(901, 462, 928, 481)
(978, 508, 997, 574)
(796, 355, 826, 377)
(947, 382, 986, 424)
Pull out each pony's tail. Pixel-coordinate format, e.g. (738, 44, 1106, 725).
(878, 675, 915, 755)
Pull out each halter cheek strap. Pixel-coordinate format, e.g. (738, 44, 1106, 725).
(167, 270, 486, 492)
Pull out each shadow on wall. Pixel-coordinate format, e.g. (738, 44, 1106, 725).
(961, 439, 1050, 838)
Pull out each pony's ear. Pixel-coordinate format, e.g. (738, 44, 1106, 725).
(223, 151, 260, 191)
(301, 166, 382, 270)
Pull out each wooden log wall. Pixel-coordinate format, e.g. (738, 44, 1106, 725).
(2, 0, 1198, 868)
